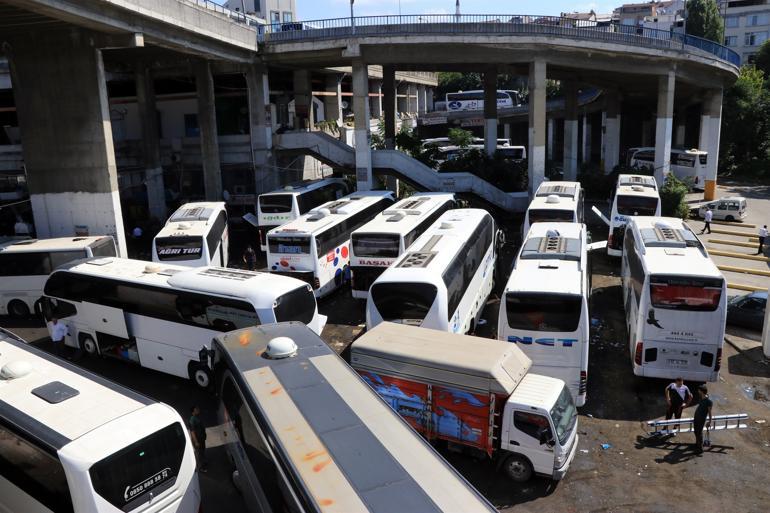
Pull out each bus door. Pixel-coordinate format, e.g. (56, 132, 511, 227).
(77, 301, 129, 341)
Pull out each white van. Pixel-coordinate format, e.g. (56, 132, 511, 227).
(697, 197, 748, 222)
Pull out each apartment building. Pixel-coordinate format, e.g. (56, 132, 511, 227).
(721, 0, 770, 63)
(224, 0, 296, 23)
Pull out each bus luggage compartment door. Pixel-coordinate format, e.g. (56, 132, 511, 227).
(77, 302, 129, 339)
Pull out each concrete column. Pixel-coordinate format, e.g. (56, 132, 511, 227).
(383, 66, 397, 150)
(323, 73, 343, 125)
(195, 60, 222, 201)
(547, 118, 554, 160)
(528, 60, 547, 196)
(293, 69, 314, 130)
(370, 79, 382, 119)
(409, 83, 418, 114)
(417, 84, 427, 116)
(7, 31, 127, 256)
(352, 60, 372, 191)
(503, 123, 511, 143)
(397, 82, 408, 114)
(484, 68, 498, 156)
(245, 65, 275, 194)
(699, 88, 723, 200)
(654, 71, 675, 185)
(603, 91, 621, 174)
(582, 114, 592, 164)
(563, 83, 579, 181)
(135, 63, 166, 221)
(674, 120, 686, 147)
(426, 88, 434, 112)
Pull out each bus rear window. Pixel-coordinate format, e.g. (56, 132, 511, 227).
(259, 194, 293, 213)
(89, 238, 117, 258)
(90, 423, 186, 511)
(506, 293, 582, 332)
(616, 195, 659, 216)
(371, 282, 437, 325)
(650, 275, 723, 311)
(527, 209, 574, 224)
(155, 236, 203, 261)
(268, 235, 310, 254)
(274, 285, 316, 325)
(352, 233, 400, 258)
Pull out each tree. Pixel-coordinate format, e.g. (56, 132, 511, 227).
(447, 128, 474, 148)
(754, 39, 770, 79)
(685, 0, 724, 43)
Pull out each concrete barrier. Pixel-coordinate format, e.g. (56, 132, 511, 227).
(709, 249, 770, 262)
(708, 239, 759, 249)
(728, 283, 767, 292)
(709, 228, 759, 240)
(718, 264, 770, 277)
(711, 220, 756, 228)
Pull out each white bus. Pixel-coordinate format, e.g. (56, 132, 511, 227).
(607, 174, 661, 257)
(255, 178, 349, 251)
(621, 217, 726, 381)
(0, 236, 116, 317)
(41, 258, 326, 388)
(445, 90, 521, 112)
(349, 193, 457, 299)
(266, 191, 395, 298)
(498, 223, 591, 407)
(0, 328, 199, 513)
(628, 147, 709, 190)
(367, 209, 499, 334)
(210, 322, 497, 513)
(522, 181, 585, 237)
(152, 202, 229, 267)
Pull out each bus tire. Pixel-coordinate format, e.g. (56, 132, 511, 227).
(189, 363, 212, 390)
(8, 300, 30, 318)
(503, 453, 533, 482)
(725, 215, 734, 222)
(80, 334, 98, 356)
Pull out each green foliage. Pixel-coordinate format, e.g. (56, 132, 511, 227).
(447, 128, 474, 148)
(438, 149, 528, 192)
(578, 163, 652, 200)
(436, 72, 482, 99)
(370, 118, 385, 150)
(315, 119, 339, 135)
(756, 40, 770, 79)
(659, 173, 690, 220)
(685, 0, 724, 43)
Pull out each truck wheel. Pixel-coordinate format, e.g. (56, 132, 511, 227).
(503, 454, 533, 482)
(8, 300, 30, 318)
(80, 334, 98, 356)
(725, 215, 734, 222)
(189, 363, 212, 390)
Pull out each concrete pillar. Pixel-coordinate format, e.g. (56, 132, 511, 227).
(135, 63, 166, 221)
(528, 60, 547, 196)
(503, 123, 511, 143)
(195, 60, 222, 201)
(370, 79, 383, 119)
(409, 83, 418, 114)
(675, 119, 686, 147)
(484, 68, 498, 156)
(352, 60, 372, 191)
(603, 91, 621, 174)
(699, 88, 723, 200)
(654, 71, 675, 185)
(293, 69, 314, 130)
(582, 114, 592, 164)
(563, 83, 579, 181)
(397, 82, 408, 114)
(7, 31, 127, 256)
(245, 65, 275, 194)
(417, 85, 427, 116)
(547, 118, 554, 160)
(323, 73, 343, 125)
(426, 88, 434, 112)
(383, 66, 397, 150)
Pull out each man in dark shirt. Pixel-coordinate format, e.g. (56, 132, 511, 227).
(189, 405, 208, 472)
(693, 385, 713, 454)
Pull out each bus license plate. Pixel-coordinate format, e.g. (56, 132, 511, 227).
(668, 359, 688, 366)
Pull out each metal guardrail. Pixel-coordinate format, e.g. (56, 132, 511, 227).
(186, 0, 261, 28)
(258, 14, 739, 67)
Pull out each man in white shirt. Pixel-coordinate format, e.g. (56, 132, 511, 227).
(757, 225, 768, 255)
(665, 377, 693, 432)
(49, 317, 68, 358)
(700, 207, 713, 235)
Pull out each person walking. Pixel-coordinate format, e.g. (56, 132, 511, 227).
(664, 377, 692, 432)
(700, 206, 713, 235)
(693, 385, 713, 455)
(49, 317, 68, 358)
(242, 245, 257, 271)
(189, 406, 208, 473)
(757, 225, 768, 255)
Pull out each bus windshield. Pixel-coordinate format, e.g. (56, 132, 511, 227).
(268, 235, 310, 255)
(505, 293, 582, 332)
(274, 285, 315, 324)
(155, 236, 203, 261)
(616, 195, 659, 216)
(259, 194, 293, 213)
(371, 282, 437, 325)
(649, 275, 723, 311)
(352, 233, 400, 258)
(550, 386, 577, 446)
(527, 209, 574, 224)
(90, 238, 117, 258)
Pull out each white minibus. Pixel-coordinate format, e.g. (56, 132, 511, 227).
(697, 196, 748, 222)
(266, 190, 395, 298)
(607, 174, 661, 257)
(367, 209, 499, 333)
(522, 181, 585, 237)
(255, 178, 349, 251)
(152, 202, 229, 267)
(0, 236, 116, 317)
(628, 147, 709, 190)
(446, 90, 521, 111)
(42, 258, 326, 388)
(498, 223, 590, 406)
(349, 192, 456, 299)
(621, 217, 726, 381)
(0, 328, 199, 513)
(210, 322, 497, 513)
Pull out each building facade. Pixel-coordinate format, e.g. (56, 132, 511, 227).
(223, 0, 296, 23)
(721, 0, 770, 64)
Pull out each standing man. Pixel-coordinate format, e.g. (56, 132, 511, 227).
(49, 317, 68, 358)
(664, 377, 692, 432)
(693, 385, 713, 455)
(189, 406, 208, 473)
(757, 225, 768, 255)
(700, 206, 713, 235)
(242, 245, 257, 271)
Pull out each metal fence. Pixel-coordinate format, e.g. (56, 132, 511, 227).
(187, 0, 261, 28)
(258, 14, 740, 67)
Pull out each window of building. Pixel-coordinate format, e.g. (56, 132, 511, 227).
(270, 11, 280, 24)
(282, 11, 293, 23)
(746, 52, 757, 63)
(725, 15, 739, 28)
(746, 13, 769, 26)
(725, 35, 738, 46)
(744, 31, 768, 46)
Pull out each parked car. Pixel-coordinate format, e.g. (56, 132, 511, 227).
(727, 291, 767, 332)
(695, 197, 747, 222)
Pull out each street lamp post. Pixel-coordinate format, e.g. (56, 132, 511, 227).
(350, 0, 356, 34)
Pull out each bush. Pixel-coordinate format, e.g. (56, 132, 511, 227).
(578, 163, 653, 200)
(659, 173, 690, 220)
(447, 128, 474, 148)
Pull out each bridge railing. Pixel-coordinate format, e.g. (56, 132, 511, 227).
(187, 0, 261, 28)
(258, 14, 739, 67)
